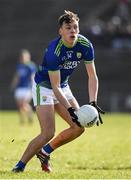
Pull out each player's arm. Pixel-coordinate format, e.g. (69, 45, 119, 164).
(83, 38, 105, 125)
(85, 62, 105, 125)
(48, 70, 80, 126)
(30, 63, 37, 84)
(31, 73, 35, 84)
(10, 73, 19, 91)
(48, 70, 71, 109)
(85, 61, 98, 102)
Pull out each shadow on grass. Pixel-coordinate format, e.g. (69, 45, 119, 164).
(73, 166, 131, 170)
(0, 170, 9, 174)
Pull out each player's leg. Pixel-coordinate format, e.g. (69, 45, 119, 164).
(50, 98, 85, 149)
(37, 98, 84, 172)
(21, 105, 55, 163)
(22, 100, 34, 123)
(22, 89, 34, 123)
(15, 99, 26, 124)
(12, 104, 55, 172)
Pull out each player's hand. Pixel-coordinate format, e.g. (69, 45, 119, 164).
(89, 101, 105, 126)
(67, 107, 82, 127)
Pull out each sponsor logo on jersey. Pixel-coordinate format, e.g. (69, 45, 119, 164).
(62, 61, 80, 69)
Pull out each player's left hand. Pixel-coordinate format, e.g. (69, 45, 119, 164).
(67, 107, 82, 127)
(89, 101, 105, 126)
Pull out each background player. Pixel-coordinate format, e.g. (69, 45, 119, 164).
(12, 11, 104, 172)
(11, 49, 37, 124)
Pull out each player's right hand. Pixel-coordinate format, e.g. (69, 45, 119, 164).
(67, 107, 81, 127)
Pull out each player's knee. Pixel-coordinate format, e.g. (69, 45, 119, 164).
(72, 124, 85, 135)
(40, 131, 55, 143)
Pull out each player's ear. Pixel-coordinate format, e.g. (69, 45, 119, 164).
(59, 28, 62, 35)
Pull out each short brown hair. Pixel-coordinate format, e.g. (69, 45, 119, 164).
(58, 10, 79, 27)
(20, 49, 30, 56)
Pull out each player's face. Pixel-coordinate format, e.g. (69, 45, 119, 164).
(59, 20, 79, 47)
(20, 53, 31, 64)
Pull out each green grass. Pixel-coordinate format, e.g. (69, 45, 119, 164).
(0, 111, 131, 179)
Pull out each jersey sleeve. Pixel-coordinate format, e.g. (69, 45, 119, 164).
(43, 46, 60, 71)
(83, 42, 95, 64)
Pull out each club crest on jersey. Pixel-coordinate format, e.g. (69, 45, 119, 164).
(42, 96, 47, 101)
(76, 52, 82, 59)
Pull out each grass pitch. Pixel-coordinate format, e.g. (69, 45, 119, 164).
(0, 111, 131, 179)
